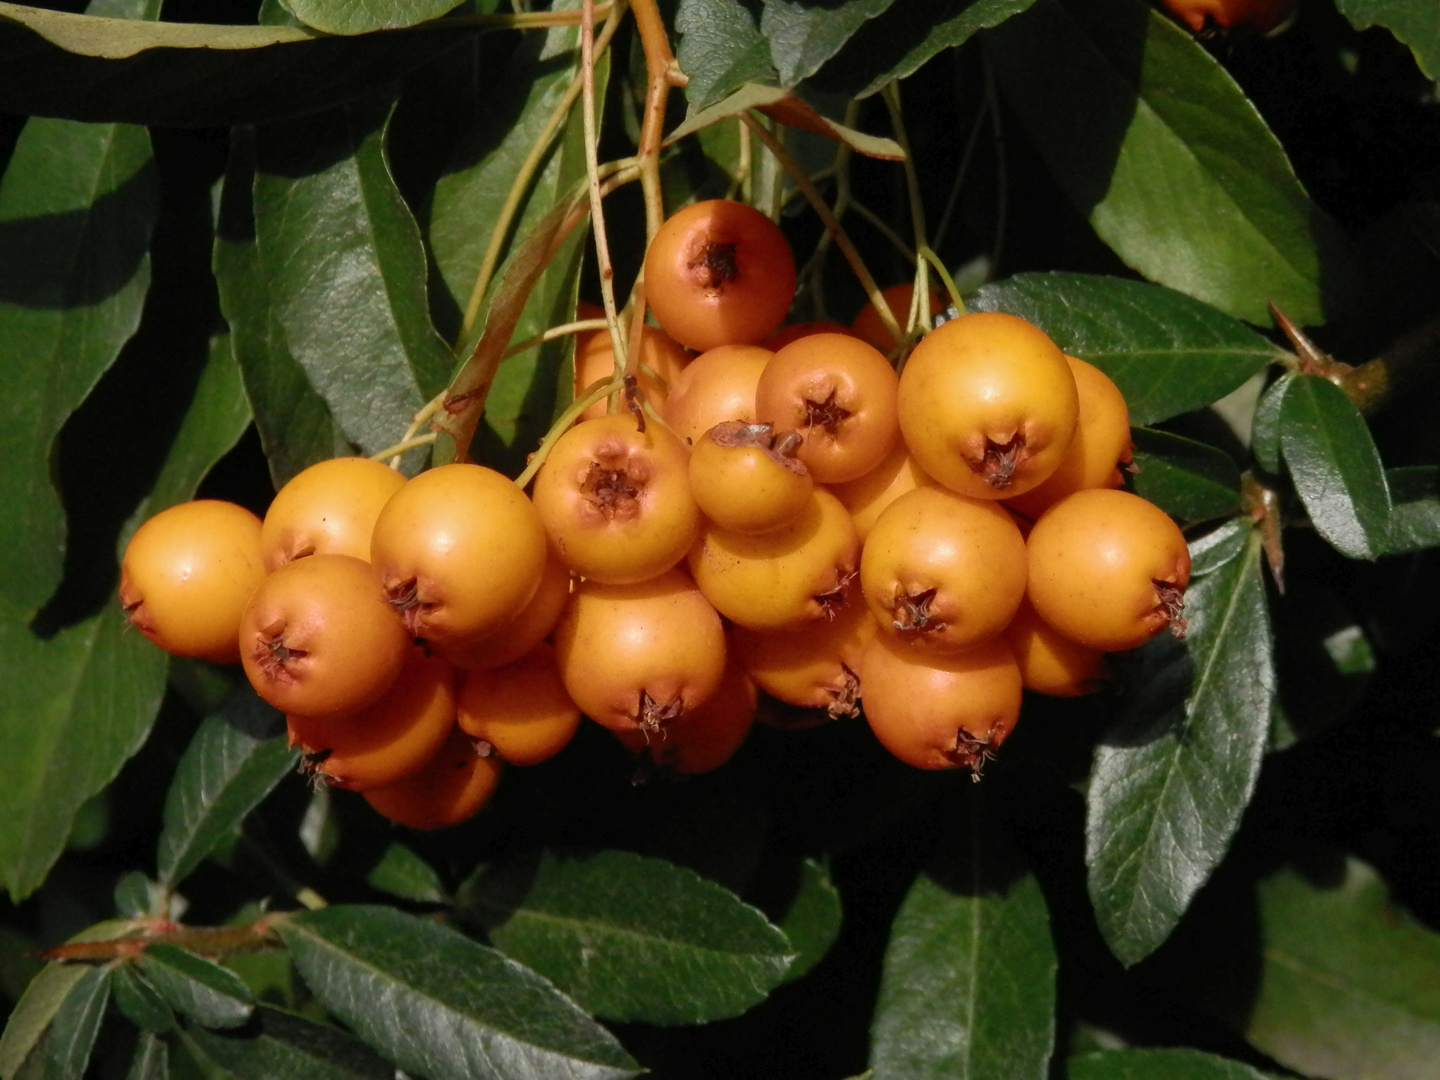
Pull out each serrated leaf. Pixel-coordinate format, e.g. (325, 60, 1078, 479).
(366, 843, 450, 904)
(278, 905, 638, 1080)
(1187, 518, 1250, 577)
(1336, 0, 1440, 81)
(183, 1005, 393, 1080)
(1129, 428, 1242, 521)
(251, 95, 451, 465)
(465, 848, 793, 1024)
(1383, 466, 1440, 554)
(819, 0, 1036, 99)
(1249, 373, 1292, 476)
(984, 0, 1356, 325)
(281, 0, 463, 36)
(676, 0, 776, 111)
(667, 84, 905, 161)
(0, 600, 166, 901)
(113, 965, 175, 1034)
(1279, 374, 1392, 560)
(1069, 1047, 1275, 1080)
(124, 1032, 169, 1080)
(760, 0, 897, 86)
(1086, 533, 1273, 965)
(777, 858, 842, 983)
(0, 113, 155, 616)
(869, 815, 1055, 1080)
(967, 273, 1279, 425)
(215, 128, 352, 489)
(0, 4, 482, 127)
(138, 946, 255, 1031)
(1245, 858, 1440, 1080)
(36, 964, 110, 1080)
(156, 688, 297, 888)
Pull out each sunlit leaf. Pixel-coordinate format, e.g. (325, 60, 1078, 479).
(760, 0, 898, 87)
(281, 0, 465, 36)
(676, 0, 776, 111)
(667, 84, 904, 160)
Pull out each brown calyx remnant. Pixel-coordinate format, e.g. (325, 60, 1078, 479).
(635, 690, 685, 736)
(689, 239, 738, 291)
(803, 389, 852, 437)
(946, 727, 999, 780)
(253, 624, 305, 683)
(385, 577, 432, 636)
(891, 587, 945, 637)
(581, 461, 642, 518)
(971, 434, 1026, 489)
(815, 569, 857, 619)
(1155, 581, 1188, 640)
(709, 421, 810, 476)
(826, 665, 862, 720)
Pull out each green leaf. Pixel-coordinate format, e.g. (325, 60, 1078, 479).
(278, 905, 638, 1080)
(183, 1006, 393, 1080)
(215, 128, 352, 489)
(366, 843, 450, 904)
(0, 965, 90, 1080)
(465, 848, 794, 1024)
(983, 0, 1356, 325)
(281, 0, 463, 36)
(1086, 533, 1273, 965)
(1248, 373, 1291, 476)
(0, 4, 483, 127)
(776, 858, 842, 983)
(0, 601, 166, 901)
(1128, 428, 1242, 521)
(967, 273, 1279, 425)
(820, 0, 1036, 99)
(36, 964, 110, 1080)
(666, 84, 905, 161)
(760, 0, 897, 86)
(1279, 374, 1392, 560)
(1244, 858, 1440, 1080)
(155, 688, 297, 889)
(869, 814, 1056, 1080)
(676, 0, 776, 111)
(1069, 1047, 1275, 1080)
(251, 95, 452, 464)
(113, 965, 175, 1034)
(1187, 518, 1250, 577)
(1336, 0, 1440, 81)
(124, 1032, 169, 1080)
(0, 114, 155, 616)
(1383, 466, 1440, 554)
(138, 946, 255, 1030)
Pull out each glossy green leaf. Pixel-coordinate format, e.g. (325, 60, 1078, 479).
(156, 688, 297, 889)
(278, 905, 638, 1080)
(777, 858, 842, 983)
(1087, 533, 1273, 965)
(113, 965, 175, 1034)
(1249, 373, 1292, 476)
(183, 1006, 393, 1080)
(869, 818, 1056, 1080)
(251, 95, 451, 465)
(280, 0, 463, 36)
(124, 1032, 169, 1080)
(1279, 374, 1392, 560)
(138, 946, 255, 1030)
(820, 0, 1036, 99)
(676, 0, 776, 111)
(0, 600, 166, 901)
(1129, 428, 1242, 521)
(0, 113, 155, 616)
(666, 84, 905, 161)
(1187, 518, 1250, 577)
(1245, 858, 1440, 1080)
(760, 0, 897, 86)
(366, 843, 450, 904)
(967, 273, 1279, 425)
(984, 0, 1356, 325)
(0, 4, 483, 127)
(466, 848, 794, 1024)
(215, 129, 352, 489)
(36, 964, 110, 1080)
(1383, 466, 1440, 554)
(1069, 1047, 1275, 1080)
(0, 965, 90, 1080)
(1337, 0, 1440, 81)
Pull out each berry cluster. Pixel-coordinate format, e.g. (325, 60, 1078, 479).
(118, 198, 1190, 828)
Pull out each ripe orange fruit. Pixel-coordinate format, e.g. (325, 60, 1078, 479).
(363, 726, 503, 830)
(1159, 0, 1297, 34)
(851, 282, 944, 353)
(438, 545, 571, 672)
(661, 343, 772, 445)
(259, 457, 405, 572)
(828, 440, 935, 542)
(573, 321, 690, 420)
(688, 421, 813, 535)
(119, 500, 265, 663)
(644, 199, 796, 352)
(612, 657, 757, 775)
(731, 596, 875, 718)
(1004, 598, 1106, 697)
(457, 642, 581, 766)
